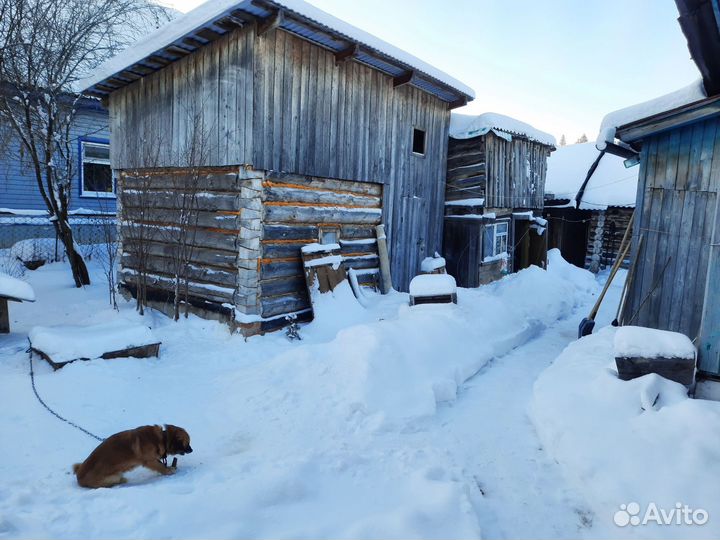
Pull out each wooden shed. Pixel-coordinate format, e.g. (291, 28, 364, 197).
(79, 0, 473, 332)
(543, 143, 638, 272)
(443, 113, 555, 286)
(598, 0, 720, 376)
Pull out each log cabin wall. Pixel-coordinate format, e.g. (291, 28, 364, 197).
(584, 207, 633, 273)
(117, 164, 383, 328)
(259, 172, 382, 322)
(108, 23, 449, 292)
(620, 116, 720, 375)
(446, 133, 552, 210)
(117, 166, 249, 319)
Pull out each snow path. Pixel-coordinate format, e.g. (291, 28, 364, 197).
(422, 315, 595, 538)
(0, 261, 623, 539)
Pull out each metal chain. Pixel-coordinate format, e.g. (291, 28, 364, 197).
(28, 351, 105, 442)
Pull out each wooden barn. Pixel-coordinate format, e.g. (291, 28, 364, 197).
(598, 0, 720, 375)
(443, 113, 555, 286)
(79, 0, 473, 332)
(543, 143, 638, 272)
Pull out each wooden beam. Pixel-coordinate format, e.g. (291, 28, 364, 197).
(165, 45, 192, 58)
(196, 26, 224, 42)
(118, 70, 141, 81)
(256, 9, 284, 36)
(182, 36, 205, 49)
(334, 43, 359, 64)
(129, 63, 155, 75)
(231, 9, 258, 23)
(215, 16, 246, 31)
(393, 70, 415, 88)
(147, 55, 171, 67)
(448, 96, 468, 110)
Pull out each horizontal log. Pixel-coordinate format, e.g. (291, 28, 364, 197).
(119, 269, 235, 303)
(264, 205, 382, 225)
(447, 163, 487, 181)
(447, 151, 486, 170)
(122, 207, 240, 231)
(262, 224, 319, 241)
(121, 170, 240, 192)
(339, 245, 378, 257)
(123, 240, 238, 269)
(121, 253, 238, 288)
(259, 259, 304, 280)
(264, 173, 383, 194)
(261, 292, 310, 318)
(121, 224, 238, 252)
(264, 186, 381, 208)
(343, 257, 379, 271)
(122, 190, 239, 212)
(259, 275, 306, 297)
(340, 225, 377, 239)
(262, 242, 304, 259)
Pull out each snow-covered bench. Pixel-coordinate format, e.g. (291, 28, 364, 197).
(409, 274, 457, 305)
(29, 320, 160, 370)
(614, 326, 696, 386)
(0, 272, 36, 333)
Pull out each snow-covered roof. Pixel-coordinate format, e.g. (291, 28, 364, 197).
(76, 0, 474, 104)
(596, 79, 707, 149)
(449, 112, 556, 147)
(545, 142, 638, 210)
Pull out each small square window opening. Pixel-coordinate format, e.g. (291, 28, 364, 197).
(320, 228, 340, 245)
(412, 128, 426, 155)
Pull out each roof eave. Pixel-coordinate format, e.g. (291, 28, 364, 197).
(615, 94, 720, 143)
(79, 0, 474, 106)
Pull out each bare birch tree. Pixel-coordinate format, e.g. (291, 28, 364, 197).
(0, 0, 169, 287)
(120, 129, 165, 316)
(166, 99, 211, 321)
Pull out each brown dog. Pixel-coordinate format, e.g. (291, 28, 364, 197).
(73, 424, 192, 488)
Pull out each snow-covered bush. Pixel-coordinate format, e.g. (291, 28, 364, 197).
(10, 238, 59, 269)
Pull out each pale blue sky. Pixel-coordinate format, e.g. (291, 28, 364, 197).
(164, 0, 700, 143)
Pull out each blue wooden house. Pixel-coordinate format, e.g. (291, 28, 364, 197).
(0, 97, 114, 215)
(598, 0, 720, 376)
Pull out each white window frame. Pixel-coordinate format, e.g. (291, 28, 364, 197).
(80, 141, 115, 198)
(483, 219, 510, 262)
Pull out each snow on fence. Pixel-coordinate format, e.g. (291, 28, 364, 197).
(0, 213, 117, 278)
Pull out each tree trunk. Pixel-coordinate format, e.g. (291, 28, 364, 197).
(55, 218, 90, 287)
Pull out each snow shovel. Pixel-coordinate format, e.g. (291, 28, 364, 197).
(578, 212, 634, 339)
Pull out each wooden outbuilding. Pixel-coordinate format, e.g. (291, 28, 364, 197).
(79, 0, 473, 332)
(598, 0, 720, 376)
(543, 143, 638, 272)
(443, 113, 555, 286)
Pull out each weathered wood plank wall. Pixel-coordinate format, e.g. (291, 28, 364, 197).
(621, 117, 720, 371)
(109, 23, 449, 291)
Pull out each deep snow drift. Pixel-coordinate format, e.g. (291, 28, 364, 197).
(0, 252, 624, 539)
(531, 328, 720, 539)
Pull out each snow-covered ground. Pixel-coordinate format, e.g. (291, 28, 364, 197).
(3, 252, 710, 539)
